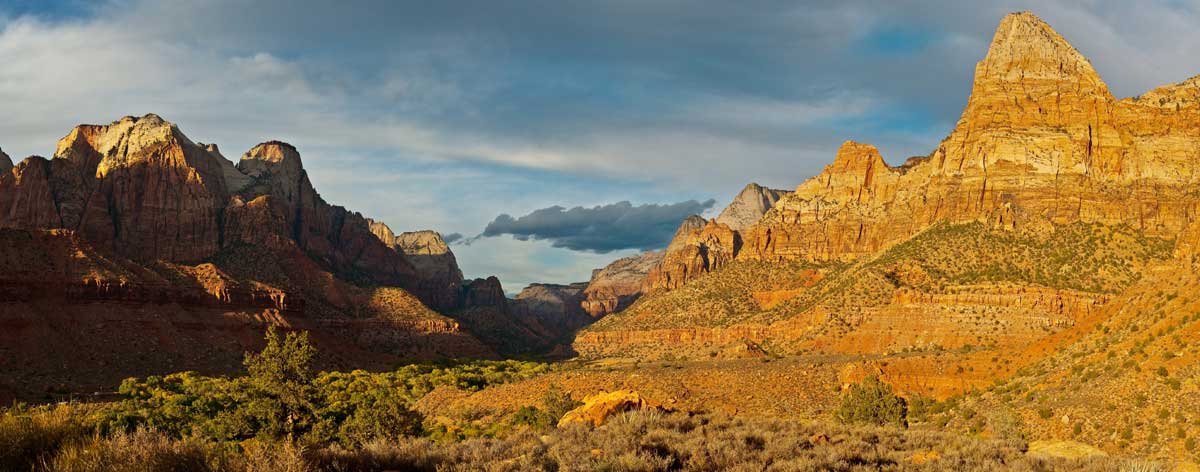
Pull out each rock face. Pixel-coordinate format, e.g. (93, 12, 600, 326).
(580, 251, 663, 317)
(0, 116, 499, 399)
(0, 114, 431, 302)
(452, 276, 569, 356)
(512, 282, 592, 333)
(557, 390, 657, 427)
(740, 12, 1200, 264)
(0, 147, 11, 174)
(575, 11, 1200, 373)
(714, 183, 788, 230)
(461, 276, 508, 309)
(0, 228, 494, 401)
(635, 12, 1200, 291)
(642, 216, 739, 293)
(368, 221, 464, 311)
(637, 183, 786, 294)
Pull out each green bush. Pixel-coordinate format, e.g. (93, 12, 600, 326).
(834, 376, 908, 428)
(90, 328, 549, 448)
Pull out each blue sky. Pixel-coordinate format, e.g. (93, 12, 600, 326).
(2, 0, 1199, 291)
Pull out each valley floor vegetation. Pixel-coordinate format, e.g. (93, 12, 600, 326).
(0, 328, 1159, 471)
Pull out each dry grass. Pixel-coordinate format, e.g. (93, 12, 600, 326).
(6, 407, 1138, 472)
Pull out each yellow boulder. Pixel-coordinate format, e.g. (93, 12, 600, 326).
(557, 390, 654, 427)
(1026, 440, 1107, 460)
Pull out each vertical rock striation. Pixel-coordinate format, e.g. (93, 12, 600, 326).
(367, 220, 465, 311)
(0, 114, 435, 307)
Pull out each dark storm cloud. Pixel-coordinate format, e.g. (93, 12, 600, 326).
(442, 232, 463, 244)
(477, 199, 717, 253)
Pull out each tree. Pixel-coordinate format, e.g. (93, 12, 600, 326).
(834, 376, 908, 428)
(243, 327, 319, 441)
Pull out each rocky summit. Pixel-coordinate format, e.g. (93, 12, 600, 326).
(0, 115, 498, 400)
(576, 11, 1200, 400)
(714, 182, 788, 231)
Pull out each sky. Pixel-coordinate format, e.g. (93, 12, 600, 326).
(2, 0, 1199, 291)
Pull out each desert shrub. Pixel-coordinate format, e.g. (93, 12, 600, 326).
(90, 329, 547, 448)
(541, 386, 582, 421)
(906, 394, 939, 423)
(332, 393, 424, 446)
(48, 428, 218, 472)
(834, 376, 908, 428)
(0, 404, 92, 471)
(509, 406, 555, 430)
(1037, 407, 1054, 419)
(0, 408, 1132, 472)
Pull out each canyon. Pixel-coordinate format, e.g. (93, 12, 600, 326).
(0, 9, 1197, 463)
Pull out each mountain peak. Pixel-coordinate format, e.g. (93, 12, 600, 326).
(0, 147, 11, 174)
(715, 182, 788, 230)
(827, 141, 890, 178)
(976, 11, 1110, 98)
(238, 141, 305, 187)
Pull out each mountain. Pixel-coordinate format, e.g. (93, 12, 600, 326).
(480, 182, 785, 335)
(0, 147, 11, 174)
(448, 277, 581, 356)
(714, 183, 788, 230)
(576, 11, 1200, 374)
(580, 250, 663, 317)
(368, 222, 465, 311)
(0, 115, 492, 401)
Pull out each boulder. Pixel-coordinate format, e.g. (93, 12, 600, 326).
(1026, 440, 1107, 460)
(557, 390, 656, 427)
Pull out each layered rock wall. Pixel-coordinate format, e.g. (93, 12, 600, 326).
(580, 251, 662, 317)
(0, 115, 434, 306)
(741, 13, 1200, 265)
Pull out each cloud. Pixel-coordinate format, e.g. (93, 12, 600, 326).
(442, 232, 463, 244)
(476, 200, 716, 253)
(3, 0, 1199, 286)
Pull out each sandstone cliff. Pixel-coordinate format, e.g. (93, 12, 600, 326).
(580, 250, 663, 317)
(642, 216, 739, 293)
(714, 183, 788, 230)
(0, 116, 498, 399)
(0, 147, 11, 174)
(742, 12, 1200, 264)
(575, 12, 1200, 366)
(0, 228, 494, 401)
(451, 276, 577, 356)
(367, 220, 464, 311)
(639, 183, 787, 294)
(638, 12, 1200, 289)
(0, 115, 432, 304)
(512, 282, 592, 333)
